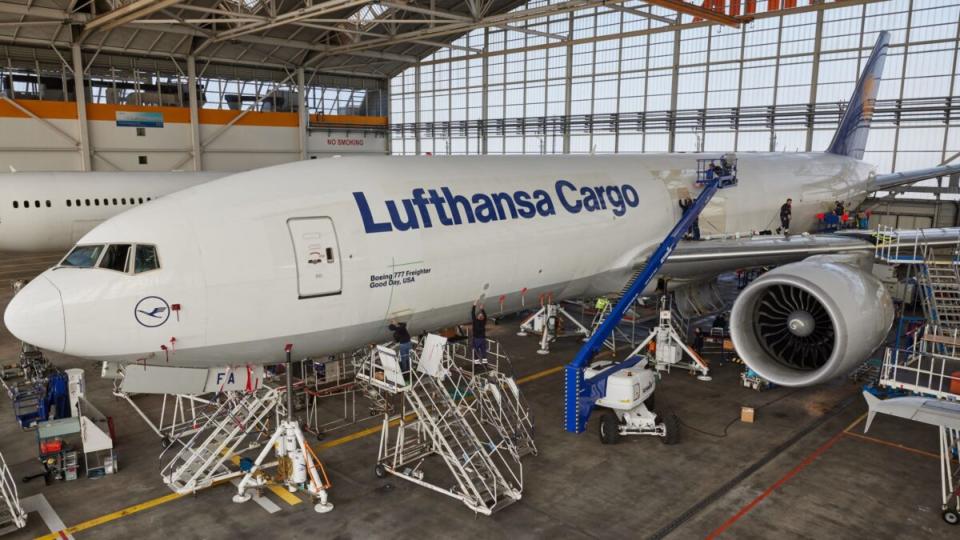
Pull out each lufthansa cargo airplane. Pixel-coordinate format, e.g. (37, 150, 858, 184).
(5, 32, 960, 388)
(0, 170, 228, 252)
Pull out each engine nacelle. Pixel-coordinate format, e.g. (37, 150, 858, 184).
(730, 255, 894, 387)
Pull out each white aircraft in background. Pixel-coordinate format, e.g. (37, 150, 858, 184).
(6, 31, 960, 389)
(0, 171, 228, 252)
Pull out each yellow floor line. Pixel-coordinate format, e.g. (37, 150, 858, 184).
(517, 365, 564, 384)
(228, 455, 302, 506)
(266, 484, 303, 506)
(843, 431, 942, 460)
(34, 492, 187, 540)
(842, 412, 867, 434)
(34, 362, 566, 539)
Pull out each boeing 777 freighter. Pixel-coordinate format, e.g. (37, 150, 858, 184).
(6, 32, 960, 389)
(0, 171, 228, 251)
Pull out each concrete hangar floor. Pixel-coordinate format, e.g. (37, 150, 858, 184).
(0, 250, 951, 539)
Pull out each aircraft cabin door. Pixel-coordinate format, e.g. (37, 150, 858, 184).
(287, 217, 342, 298)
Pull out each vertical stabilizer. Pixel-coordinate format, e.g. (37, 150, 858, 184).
(825, 31, 890, 160)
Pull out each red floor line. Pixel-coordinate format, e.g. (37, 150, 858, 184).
(705, 430, 846, 539)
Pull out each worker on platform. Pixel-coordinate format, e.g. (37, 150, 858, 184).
(389, 319, 412, 377)
(471, 300, 489, 364)
(778, 198, 792, 237)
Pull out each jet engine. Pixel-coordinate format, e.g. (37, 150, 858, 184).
(729, 255, 894, 387)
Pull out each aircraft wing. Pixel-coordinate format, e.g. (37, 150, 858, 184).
(871, 163, 960, 192)
(660, 227, 960, 279)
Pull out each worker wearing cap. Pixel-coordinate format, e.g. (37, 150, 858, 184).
(389, 319, 412, 377)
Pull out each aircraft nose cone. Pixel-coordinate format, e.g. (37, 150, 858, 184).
(3, 276, 65, 353)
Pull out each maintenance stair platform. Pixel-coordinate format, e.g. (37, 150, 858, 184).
(875, 226, 960, 400)
(355, 335, 534, 516)
(160, 387, 280, 494)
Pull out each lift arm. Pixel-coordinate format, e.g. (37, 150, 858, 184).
(564, 176, 729, 433)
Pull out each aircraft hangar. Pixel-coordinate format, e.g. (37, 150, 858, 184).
(1, 0, 960, 538)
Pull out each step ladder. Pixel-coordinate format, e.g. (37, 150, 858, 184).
(0, 452, 26, 534)
(358, 335, 526, 515)
(160, 387, 280, 494)
(919, 261, 960, 330)
(874, 225, 960, 330)
(565, 169, 735, 434)
(587, 297, 643, 354)
(446, 338, 537, 457)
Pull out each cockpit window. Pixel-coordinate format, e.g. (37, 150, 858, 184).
(134, 245, 160, 273)
(99, 244, 131, 272)
(61, 245, 104, 268)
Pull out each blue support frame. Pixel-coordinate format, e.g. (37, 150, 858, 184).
(563, 174, 734, 433)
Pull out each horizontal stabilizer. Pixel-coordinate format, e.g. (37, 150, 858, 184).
(862, 390, 960, 433)
(871, 163, 960, 192)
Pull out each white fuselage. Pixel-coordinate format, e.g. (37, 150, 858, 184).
(0, 171, 228, 252)
(3, 153, 873, 368)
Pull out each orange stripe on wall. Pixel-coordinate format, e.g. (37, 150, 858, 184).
(199, 108, 298, 127)
(0, 99, 77, 119)
(0, 99, 386, 128)
(310, 114, 387, 126)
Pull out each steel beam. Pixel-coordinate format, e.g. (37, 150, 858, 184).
(297, 67, 307, 161)
(643, 0, 746, 27)
(187, 55, 202, 171)
(71, 44, 91, 171)
(84, 0, 186, 34)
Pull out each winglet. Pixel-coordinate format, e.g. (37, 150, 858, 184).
(862, 390, 879, 433)
(826, 31, 890, 160)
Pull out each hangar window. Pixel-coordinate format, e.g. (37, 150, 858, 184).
(134, 245, 160, 273)
(45, 200, 51, 208)
(136, 127, 145, 137)
(12, 201, 18, 209)
(66, 200, 71, 207)
(99, 244, 131, 273)
(60, 245, 104, 268)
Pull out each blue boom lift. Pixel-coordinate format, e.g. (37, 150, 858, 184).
(564, 158, 737, 435)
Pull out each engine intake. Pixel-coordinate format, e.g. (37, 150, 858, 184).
(730, 255, 893, 387)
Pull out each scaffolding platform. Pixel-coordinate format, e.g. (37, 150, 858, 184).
(356, 334, 534, 516)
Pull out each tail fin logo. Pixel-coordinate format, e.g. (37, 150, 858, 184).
(861, 75, 877, 121)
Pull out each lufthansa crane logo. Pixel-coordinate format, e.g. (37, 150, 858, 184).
(135, 296, 170, 328)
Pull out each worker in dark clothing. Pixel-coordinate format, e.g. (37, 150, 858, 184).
(471, 300, 488, 364)
(692, 327, 704, 357)
(679, 197, 700, 240)
(779, 198, 792, 237)
(389, 319, 412, 377)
